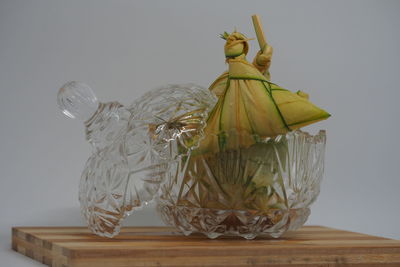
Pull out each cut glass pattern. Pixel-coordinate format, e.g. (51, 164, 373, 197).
(158, 130, 326, 239)
(77, 84, 216, 237)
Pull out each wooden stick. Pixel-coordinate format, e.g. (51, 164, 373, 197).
(252, 14, 267, 51)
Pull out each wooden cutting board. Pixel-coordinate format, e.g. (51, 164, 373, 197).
(12, 226, 400, 267)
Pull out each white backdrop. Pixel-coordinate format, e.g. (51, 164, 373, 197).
(1, 0, 399, 265)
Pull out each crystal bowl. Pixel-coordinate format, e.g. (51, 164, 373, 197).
(156, 130, 326, 239)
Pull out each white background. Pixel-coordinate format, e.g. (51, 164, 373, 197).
(1, 0, 399, 265)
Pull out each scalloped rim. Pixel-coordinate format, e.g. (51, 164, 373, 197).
(200, 129, 327, 151)
(271, 129, 327, 144)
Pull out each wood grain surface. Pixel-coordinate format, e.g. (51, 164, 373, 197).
(12, 226, 400, 267)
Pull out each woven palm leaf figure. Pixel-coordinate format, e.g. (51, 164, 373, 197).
(200, 31, 330, 154)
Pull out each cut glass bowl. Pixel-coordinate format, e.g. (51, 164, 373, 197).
(157, 130, 326, 239)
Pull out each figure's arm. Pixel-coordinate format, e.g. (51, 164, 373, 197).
(253, 44, 273, 80)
